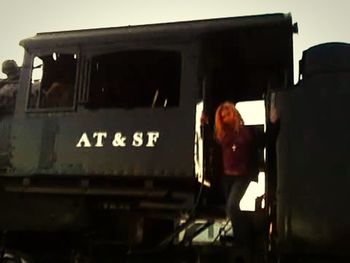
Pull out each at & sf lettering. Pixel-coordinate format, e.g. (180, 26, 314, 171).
(76, 131, 160, 148)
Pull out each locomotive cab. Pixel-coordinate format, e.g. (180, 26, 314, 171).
(0, 13, 295, 261)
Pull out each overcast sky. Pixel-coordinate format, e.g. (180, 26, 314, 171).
(1, 0, 349, 81)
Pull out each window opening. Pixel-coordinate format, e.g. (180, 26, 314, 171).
(28, 53, 77, 109)
(87, 50, 181, 108)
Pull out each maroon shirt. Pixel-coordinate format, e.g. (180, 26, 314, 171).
(219, 126, 256, 176)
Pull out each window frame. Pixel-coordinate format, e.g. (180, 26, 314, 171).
(25, 49, 81, 113)
(79, 45, 184, 110)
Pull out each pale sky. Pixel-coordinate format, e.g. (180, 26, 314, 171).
(1, 0, 350, 81)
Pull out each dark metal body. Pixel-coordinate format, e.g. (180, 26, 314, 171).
(276, 43, 350, 259)
(0, 13, 309, 262)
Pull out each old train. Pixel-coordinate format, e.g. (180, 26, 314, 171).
(0, 13, 349, 262)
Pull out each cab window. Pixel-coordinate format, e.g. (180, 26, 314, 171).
(28, 53, 77, 109)
(87, 50, 181, 109)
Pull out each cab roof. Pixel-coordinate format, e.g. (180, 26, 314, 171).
(20, 13, 293, 50)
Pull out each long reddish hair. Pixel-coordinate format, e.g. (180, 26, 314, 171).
(214, 101, 244, 143)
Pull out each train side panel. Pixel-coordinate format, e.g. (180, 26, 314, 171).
(10, 109, 195, 177)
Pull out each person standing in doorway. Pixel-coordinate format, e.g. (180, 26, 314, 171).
(214, 101, 258, 248)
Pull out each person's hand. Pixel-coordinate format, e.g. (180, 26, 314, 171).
(200, 111, 208, 125)
(270, 107, 278, 124)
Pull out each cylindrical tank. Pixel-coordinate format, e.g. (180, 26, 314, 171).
(276, 43, 350, 258)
